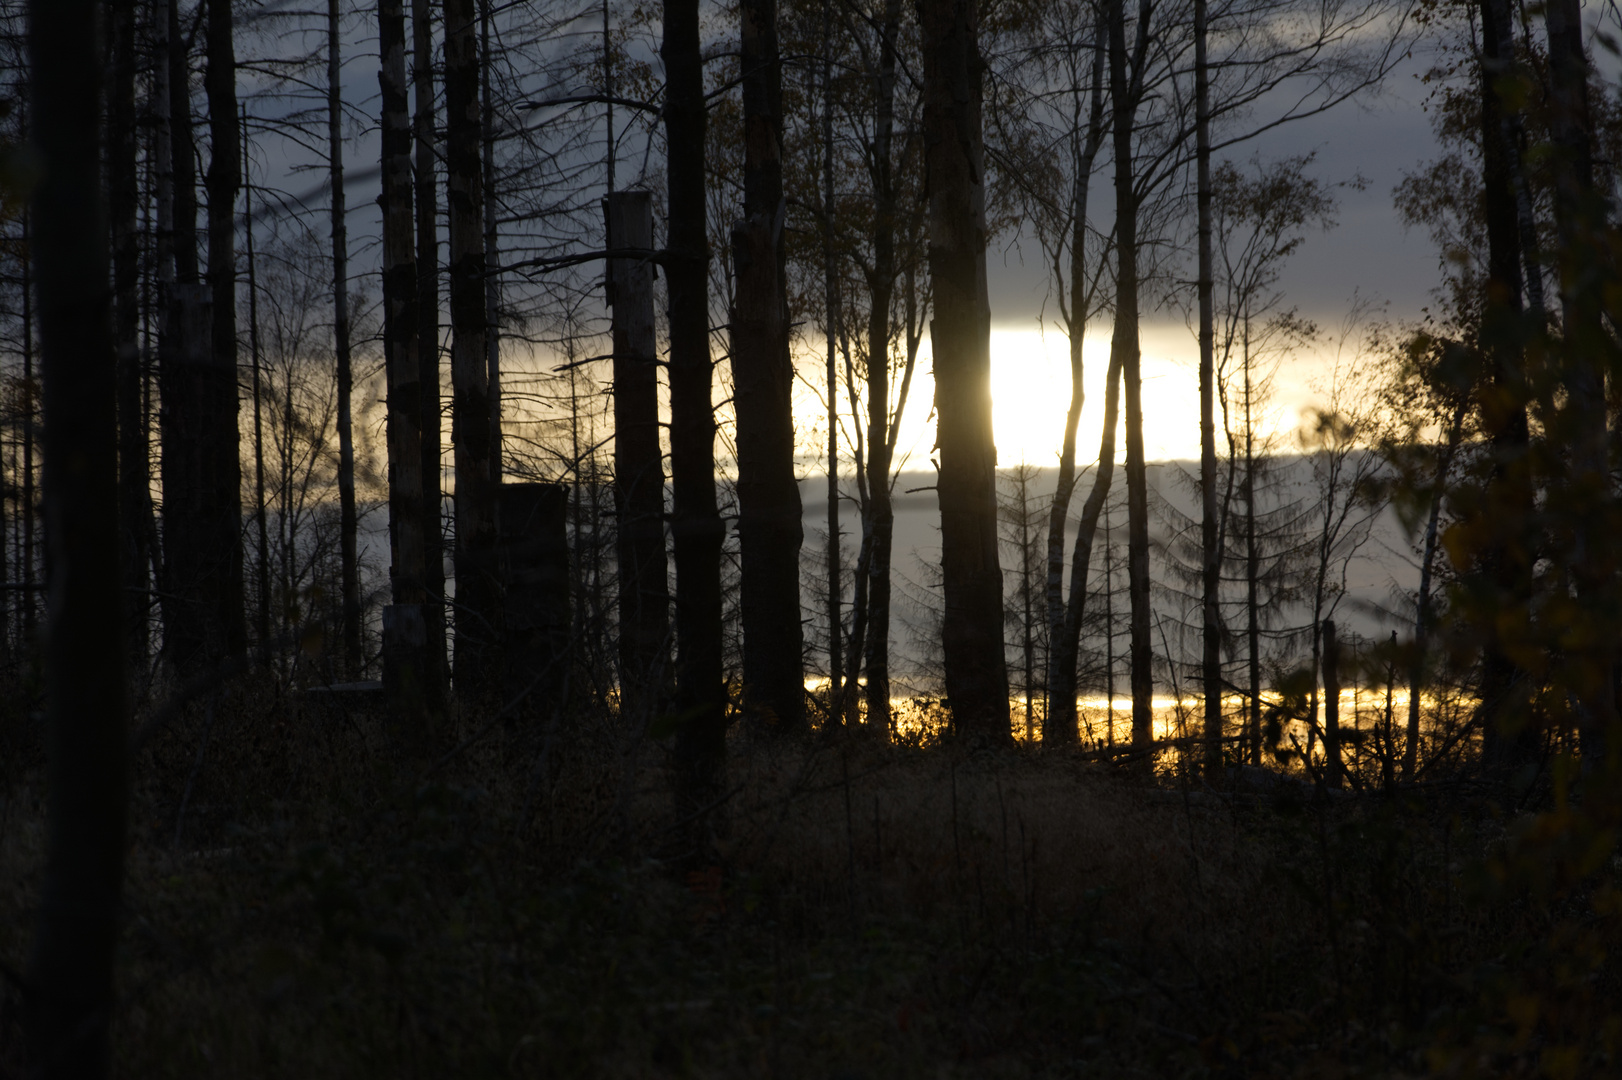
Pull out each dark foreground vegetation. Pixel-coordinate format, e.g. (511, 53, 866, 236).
(7, 0, 1622, 1069)
(5, 686, 1620, 1078)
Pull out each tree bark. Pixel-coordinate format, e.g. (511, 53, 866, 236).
(607, 191, 672, 724)
(446, 0, 502, 699)
(733, 0, 806, 736)
(919, 0, 1010, 742)
(24, 0, 130, 1070)
(414, 0, 449, 696)
(665, 0, 729, 852)
(330, 0, 361, 675)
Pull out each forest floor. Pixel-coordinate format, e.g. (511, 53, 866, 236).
(1, 683, 1619, 1078)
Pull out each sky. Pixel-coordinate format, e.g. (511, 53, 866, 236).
(254, 5, 1461, 469)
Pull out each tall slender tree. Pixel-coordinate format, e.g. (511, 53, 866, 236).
(1195, 0, 1222, 779)
(414, 0, 448, 693)
(445, 0, 502, 697)
(665, 0, 729, 848)
(24, 0, 130, 1071)
(382, 0, 437, 728)
(919, 0, 1010, 741)
(607, 191, 671, 722)
(202, 0, 246, 664)
(109, 0, 151, 664)
(1108, 0, 1155, 751)
(329, 0, 362, 674)
(1542, 0, 1615, 766)
(733, 0, 806, 735)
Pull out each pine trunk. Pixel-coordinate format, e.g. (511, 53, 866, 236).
(382, 0, 438, 729)
(920, 0, 1010, 742)
(202, 0, 246, 665)
(606, 191, 672, 724)
(445, 0, 502, 699)
(665, 0, 729, 852)
(110, 0, 150, 665)
(733, 0, 806, 736)
(414, 0, 449, 695)
(330, 0, 362, 675)
(24, 1, 130, 1069)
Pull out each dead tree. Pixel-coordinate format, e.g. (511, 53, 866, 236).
(732, 0, 806, 736)
(918, 0, 1010, 741)
(606, 191, 671, 723)
(24, 0, 130, 1071)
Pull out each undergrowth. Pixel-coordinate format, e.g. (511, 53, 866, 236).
(1, 677, 1619, 1077)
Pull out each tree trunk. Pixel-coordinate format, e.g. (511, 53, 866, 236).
(858, 0, 903, 736)
(110, 0, 150, 666)
(821, 0, 842, 732)
(244, 130, 273, 655)
(1109, 0, 1154, 751)
(1195, 0, 1222, 781)
(480, 0, 503, 482)
(445, 0, 502, 699)
(1406, 403, 1463, 779)
(1042, 19, 1105, 746)
(1322, 619, 1342, 787)
(1243, 337, 1261, 765)
(1048, 350, 1124, 743)
(24, 1, 130, 1070)
(606, 191, 671, 724)
(381, 0, 438, 731)
(733, 0, 806, 736)
(202, 0, 246, 666)
(665, 0, 729, 853)
(919, 0, 1010, 742)
(1543, 0, 1614, 766)
(414, 0, 448, 696)
(1473, 0, 1536, 784)
(330, 0, 361, 675)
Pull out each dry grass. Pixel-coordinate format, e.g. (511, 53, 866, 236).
(1, 680, 1619, 1077)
